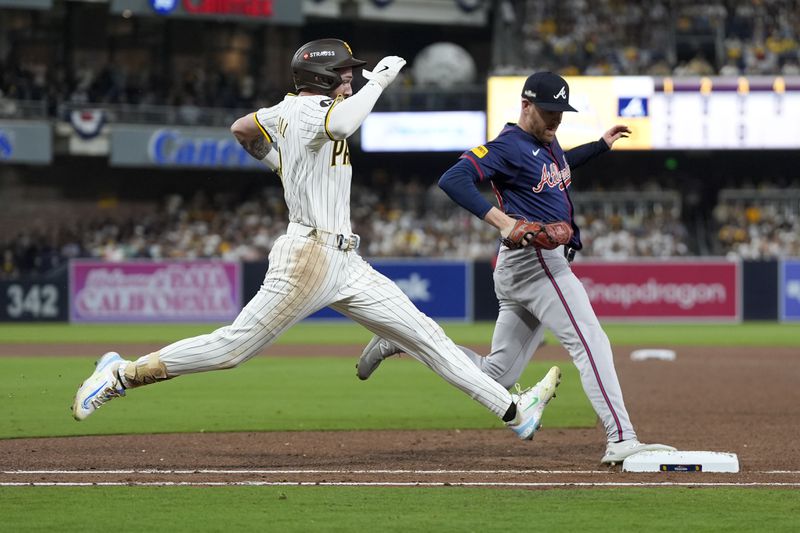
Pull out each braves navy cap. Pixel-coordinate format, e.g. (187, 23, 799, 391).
(521, 71, 578, 112)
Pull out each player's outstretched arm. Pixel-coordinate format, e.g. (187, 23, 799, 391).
(564, 127, 626, 170)
(326, 56, 406, 140)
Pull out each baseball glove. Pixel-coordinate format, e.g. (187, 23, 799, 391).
(501, 219, 573, 250)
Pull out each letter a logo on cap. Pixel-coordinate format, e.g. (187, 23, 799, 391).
(554, 86, 567, 100)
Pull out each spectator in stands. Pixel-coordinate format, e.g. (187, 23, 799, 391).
(4, 0, 800, 116)
(2, 248, 18, 279)
(1, 178, 700, 279)
(714, 194, 800, 259)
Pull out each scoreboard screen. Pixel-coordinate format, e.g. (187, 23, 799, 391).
(488, 75, 800, 150)
(650, 77, 800, 149)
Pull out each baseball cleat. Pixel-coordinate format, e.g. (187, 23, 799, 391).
(71, 352, 127, 421)
(507, 365, 561, 440)
(601, 439, 677, 464)
(356, 336, 401, 380)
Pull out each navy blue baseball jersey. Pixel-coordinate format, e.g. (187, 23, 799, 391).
(442, 123, 608, 250)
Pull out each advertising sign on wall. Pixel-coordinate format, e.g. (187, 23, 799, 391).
(0, 121, 52, 164)
(0, 0, 51, 8)
(309, 260, 472, 321)
(570, 260, 740, 320)
(110, 0, 303, 24)
(360, 111, 486, 152)
(780, 259, 800, 322)
(110, 125, 263, 170)
(70, 261, 241, 323)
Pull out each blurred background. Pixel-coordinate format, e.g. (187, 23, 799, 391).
(1, 0, 799, 323)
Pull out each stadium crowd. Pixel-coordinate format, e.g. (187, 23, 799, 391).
(3, 181, 695, 279)
(10, 177, 800, 279)
(574, 208, 690, 259)
(713, 190, 800, 259)
(2, 1, 799, 115)
(2, 1, 798, 279)
(0, 59, 275, 120)
(506, 0, 800, 77)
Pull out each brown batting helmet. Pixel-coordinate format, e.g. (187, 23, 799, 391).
(291, 38, 367, 92)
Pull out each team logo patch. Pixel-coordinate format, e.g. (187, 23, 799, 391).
(470, 145, 488, 158)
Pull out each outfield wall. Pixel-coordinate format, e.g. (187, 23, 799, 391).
(2, 258, 798, 323)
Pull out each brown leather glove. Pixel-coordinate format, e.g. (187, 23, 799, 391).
(501, 219, 574, 250)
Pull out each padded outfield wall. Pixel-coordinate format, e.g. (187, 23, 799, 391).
(1, 258, 798, 323)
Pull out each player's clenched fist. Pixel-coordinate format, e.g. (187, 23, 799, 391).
(363, 56, 406, 89)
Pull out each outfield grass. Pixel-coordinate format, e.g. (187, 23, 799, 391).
(1, 487, 797, 532)
(0, 357, 594, 439)
(0, 321, 798, 346)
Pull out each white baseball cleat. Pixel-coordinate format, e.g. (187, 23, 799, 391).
(357, 336, 401, 380)
(71, 352, 127, 421)
(507, 365, 561, 440)
(601, 439, 677, 464)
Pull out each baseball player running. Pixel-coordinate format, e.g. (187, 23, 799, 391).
(358, 72, 675, 464)
(72, 40, 561, 443)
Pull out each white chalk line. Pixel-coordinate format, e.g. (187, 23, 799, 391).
(3, 469, 609, 475)
(3, 469, 799, 475)
(4, 469, 798, 488)
(2, 481, 800, 487)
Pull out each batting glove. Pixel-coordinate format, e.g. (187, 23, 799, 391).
(362, 56, 406, 89)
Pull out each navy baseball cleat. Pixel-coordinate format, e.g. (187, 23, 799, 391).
(507, 365, 561, 440)
(357, 336, 401, 380)
(71, 351, 127, 421)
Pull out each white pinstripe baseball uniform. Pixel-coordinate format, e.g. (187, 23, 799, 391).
(117, 91, 515, 419)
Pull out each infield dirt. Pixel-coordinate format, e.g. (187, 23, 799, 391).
(1, 344, 798, 487)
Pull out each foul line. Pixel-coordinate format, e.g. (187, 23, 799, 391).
(3, 469, 609, 475)
(4, 468, 799, 488)
(3, 469, 799, 475)
(2, 481, 800, 487)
